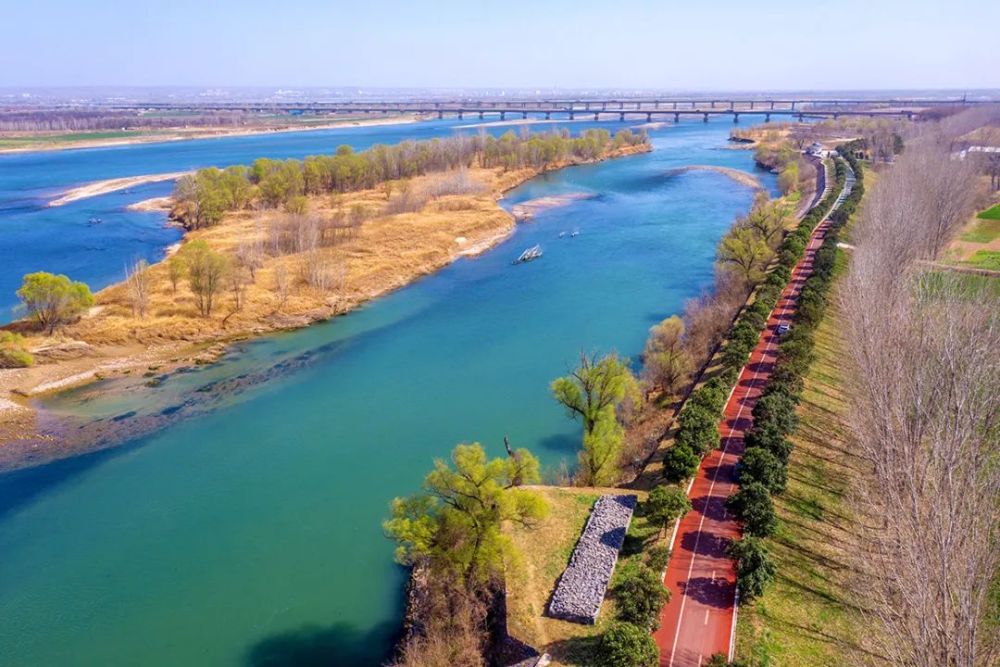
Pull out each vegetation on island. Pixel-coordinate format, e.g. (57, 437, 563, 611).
(171, 129, 648, 229)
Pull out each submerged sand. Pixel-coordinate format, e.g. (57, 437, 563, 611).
(48, 172, 191, 207)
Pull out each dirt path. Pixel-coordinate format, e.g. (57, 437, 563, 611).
(653, 162, 852, 666)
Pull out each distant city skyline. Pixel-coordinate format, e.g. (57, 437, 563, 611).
(2, 0, 997, 90)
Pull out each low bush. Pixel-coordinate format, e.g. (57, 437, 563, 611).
(598, 621, 660, 667)
(614, 562, 671, 631)
(662, 443, 701, 483)
(0, 331, 33, 368)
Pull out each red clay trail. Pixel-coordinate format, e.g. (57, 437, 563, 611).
(653, 161, 851, 666)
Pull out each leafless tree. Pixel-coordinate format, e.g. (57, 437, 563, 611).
(124, 258, 150, 318)
(840, 114, 1000, 667)
(273, 264, 290, 311)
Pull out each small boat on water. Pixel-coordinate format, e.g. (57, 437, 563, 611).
(570, 228, 580, 237)
(513, 244, 543, 264)
(88, 217, 103, 225)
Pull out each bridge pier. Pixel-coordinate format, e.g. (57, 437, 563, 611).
(618, 101, 625, 109)
(437, 110, 443, 119)
(593, 112, 598, 121)
(674, 112, 680, 123)
(833, 112, 839, 120)
(545, 111, 551, 120)
(646, 112, 652, 122)
(479, 111, 484, 120)
(500, 111, 506, 120)
(672, 101, 678, 110)
(584, 101, 590, 111)
(522, 111, 527, 119)
(750, 101, 755, 110)
(619, 111, 625, 121)
(791, 101, 797, 110)
(797, 113, 804, 121)
(765, 113, 771, 122)
(733, 112, 740, 123)
(654, 101, 660, 109)
(602, 102, 607, 111)
(703, 112, 709, 123)
(770, 101, 775, 110)
(710, 100, 716, 108)
(569, 111, 575, 120)
(729, 101, 734, 110)
(907, 111, 914, 121)
(458, 111, 463, 120)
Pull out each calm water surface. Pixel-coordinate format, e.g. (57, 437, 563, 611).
(0, 118, 775, 665)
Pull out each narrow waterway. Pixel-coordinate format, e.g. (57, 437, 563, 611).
(0, 118, 775, 665)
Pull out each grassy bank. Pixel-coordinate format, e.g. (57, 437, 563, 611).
(734, 256, 864, 666)
(505, 486, 665, 666)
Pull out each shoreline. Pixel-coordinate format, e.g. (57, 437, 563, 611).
(0, 144, 653, 470)
(0, 115, 423, 156)
(668, 164, 764, 190)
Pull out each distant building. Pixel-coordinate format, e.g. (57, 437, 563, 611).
(805, 142, 824, 156)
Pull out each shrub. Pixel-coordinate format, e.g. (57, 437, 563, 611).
(646, 546, 671, 572)
(598, 621, 660, 667)
(728, 536, 776, 603)
(645, 485, 692, 532)
(662, 443, 701, 483)
(689, 380, 728, 414)
(675, 404, 720, 455)
(0, 331, 33, 368)
(614, 562, 671, 631)
(726, 482, 777, 537)
(751, 392, 799, 437)
(721, 338, 753, 370)
(737, 446, 786, 494)
(744, 423, 794, 463)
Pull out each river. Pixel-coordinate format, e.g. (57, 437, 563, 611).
(0, 118, 775, 665)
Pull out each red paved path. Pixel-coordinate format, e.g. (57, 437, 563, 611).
(653, 175, 842, 666)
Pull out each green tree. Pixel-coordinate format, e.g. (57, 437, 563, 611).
(728, 536, 776, 602)
(726, 482, 777, 537)
(551, 352, 634, 435)
(675, 403, 721, 455)
(552, 352, 636, 486)
(181, 241, 230, 317)
(662, 444, 701, 484)
(614, 562, 671, 630)
(737, 447, 786, 494)
(751, 392, 799, 437)
(642, 315, 693, 396)
(383, 443, 546, 586)
(645, 485, 692, 536)
(778, 161, 799, 195)
(718, 226, 773, 286)
(599, 621, 660, 667)
(16, 272, 94, 334)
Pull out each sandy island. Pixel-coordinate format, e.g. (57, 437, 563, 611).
(0, 142, 652, 469)
(48, 172, 192, 207)
(512, 193, 597, 221)
(1, 115, 422, 155)
(668, 165, 764, 190)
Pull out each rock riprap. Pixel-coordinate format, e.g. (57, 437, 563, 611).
(547, 494, 637, 624)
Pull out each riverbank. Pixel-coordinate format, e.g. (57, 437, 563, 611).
(0, 142, 650, 469)
(0, 115, 422, 155)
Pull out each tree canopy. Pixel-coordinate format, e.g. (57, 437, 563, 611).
(384, 443, 546, 586)
(16, 272, 94, 334)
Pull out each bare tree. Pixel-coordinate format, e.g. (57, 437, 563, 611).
(840, 113, 1000, 667)
(124, 258, 150, 318)
(273, 264, 290, 310)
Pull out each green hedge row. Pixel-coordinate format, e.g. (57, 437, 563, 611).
(662, 154, 851, 484)
(727, 144, 865, 603)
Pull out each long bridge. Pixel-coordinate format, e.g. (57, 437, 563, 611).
(79, 96, 996, 123)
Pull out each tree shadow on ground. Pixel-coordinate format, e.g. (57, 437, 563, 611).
(243, 620, 399, 667)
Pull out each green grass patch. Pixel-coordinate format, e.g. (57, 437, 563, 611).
(978, 203, 1000, 221)
(964, 250, 1000, 272)
(960, 219, 1000, 244)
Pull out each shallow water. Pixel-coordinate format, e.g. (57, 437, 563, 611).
(0, 118, 775, 666)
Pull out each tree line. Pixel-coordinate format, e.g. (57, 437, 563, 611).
(840, 107, 1000, 666)
(171, 128, 648, 228)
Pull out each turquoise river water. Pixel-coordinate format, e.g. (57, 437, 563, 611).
(0, 118, 775, 665)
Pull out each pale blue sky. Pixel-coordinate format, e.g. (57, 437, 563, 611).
(2, 0, 997, 90)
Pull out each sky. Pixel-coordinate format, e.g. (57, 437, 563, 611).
(2, 0, 998, 91)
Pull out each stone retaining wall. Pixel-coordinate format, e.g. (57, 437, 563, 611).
(547, 494, 637, 624)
